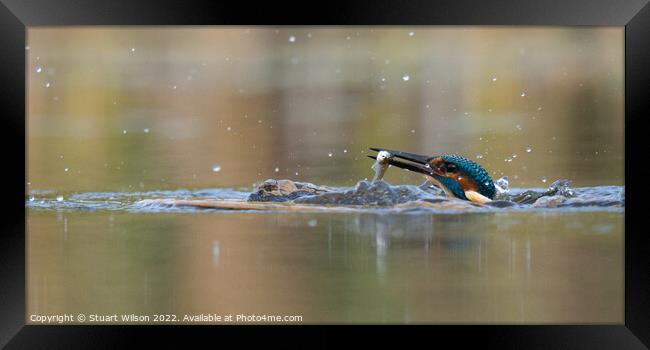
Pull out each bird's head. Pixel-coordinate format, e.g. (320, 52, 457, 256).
(368, 147, 496, 201)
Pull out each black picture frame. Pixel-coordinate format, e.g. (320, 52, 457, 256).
(3, 0, 649, 347)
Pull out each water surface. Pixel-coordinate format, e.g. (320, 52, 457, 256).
(27, 188, 623, 323)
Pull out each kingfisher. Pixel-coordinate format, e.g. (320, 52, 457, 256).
(368, 147, 496, 204)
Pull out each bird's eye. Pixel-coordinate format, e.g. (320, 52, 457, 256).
(445, 163, 457, 172)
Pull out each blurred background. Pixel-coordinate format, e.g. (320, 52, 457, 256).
(27, 27, 624, 192)
(26, 27, 624, 324)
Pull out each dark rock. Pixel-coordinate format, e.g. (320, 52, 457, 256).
(248, 179, 333, 202)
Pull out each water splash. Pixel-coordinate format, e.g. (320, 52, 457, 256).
(494, 176, 510, 198)
(26, 179, 623, 213)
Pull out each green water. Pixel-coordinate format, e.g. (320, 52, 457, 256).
(27, 210, 622, 323)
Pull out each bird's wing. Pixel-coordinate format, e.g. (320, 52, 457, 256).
(464, 190, 492, 204)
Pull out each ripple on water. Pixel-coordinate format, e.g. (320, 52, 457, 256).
(26, 180, 623, 214)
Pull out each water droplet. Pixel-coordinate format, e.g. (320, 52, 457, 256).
(402, 75, 410, 81)
(295, 172, 299, 176)
(328, 153, 333, 157)
(123, 130, 127, 134)
(143, 128, 150, 133)
(44, 82, 51, 88)
(537, 106, 543, 111)
(274, 167, 280, 172)
(172, 85, 177, 89)
(343, 149, 348, 153)
(212, 165, 222, 173)
(410, 129, 416, 133)
(476, 154, 483, 159)
(29, 196, 35, 202)
(226, 126, 231, 131)
(541, 177, 547, 183)
(25, 45, 30, 50)
(130, 48, 136, 52)
(56, 196, 64, 202)
(495, 176, 509, 194)
(516, 124, 522, 130)
(526, 147, 532, 153)
(520, 92, 526, 97)
(408, 31, 415, 37)
(64, 168, 69, 172)
(308, 219, 318, 227)
(381, 77, 386, 82)
(491, 77, 497, 81)
(288, 35, 296, 43)
(36, 66, 42, 73)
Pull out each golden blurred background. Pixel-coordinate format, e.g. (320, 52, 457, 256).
(27, 27, 624, 192)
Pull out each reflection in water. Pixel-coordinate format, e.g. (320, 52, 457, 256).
(27, 210, 623, 323)
(373, 219, 389, 284)
(211, 240, 220, 267)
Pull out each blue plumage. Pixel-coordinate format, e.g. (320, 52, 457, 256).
(438, 154, 496, 200)
(432, 174, 469, 200)
(367, 147, 497, 202)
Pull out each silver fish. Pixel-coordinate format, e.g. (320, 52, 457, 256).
(371, 150, 393, 183)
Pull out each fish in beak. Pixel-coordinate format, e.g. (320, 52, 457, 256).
(367, 147, 435, 177)
(367, 147, 496, 204)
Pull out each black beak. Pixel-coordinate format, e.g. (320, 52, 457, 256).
(367, 147, 434, 176)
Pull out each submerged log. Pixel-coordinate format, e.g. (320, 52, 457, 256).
(247, 179, 334, 202)
(140, 198, 362, 212)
